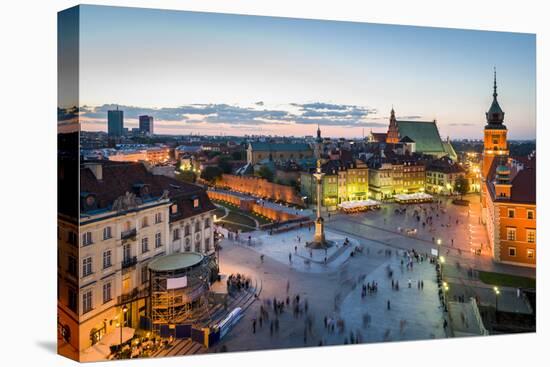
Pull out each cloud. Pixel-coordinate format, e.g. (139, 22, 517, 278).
(79, 101, 384, 129)
(448, 122, 475, 126)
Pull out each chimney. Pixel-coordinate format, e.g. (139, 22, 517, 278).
(84, 162, 103, 181)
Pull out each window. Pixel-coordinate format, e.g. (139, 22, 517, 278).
(527, 229, 536, 243)
(141, 266, 149, 285)
(142, 216, 149, 228)
(205, 238, 211, 252)
(527, 210, 534, 220)
(193, 198, 200, 208)
(68, 255, 77, 277)
(508, 247, 517, 257)
(173, 229, 180, 241)
(506, 228, 516, 241)
(527, 249, 535, 259)
(82, 232, 93, 246)
(195, 241, 201, 253)
(67, 231, 77, 246)
(185, 225, 190, 236)
(171, 205, 178, 214)
(82, 290, 93, 314)
(123, 243, 131, 262)
(82, 257, 92, 277)
(102, 283, 112, 304)
(102, 250, 112, 269)
(103, 227, 112, 240)
(141, 237, 149, 253)
(205, 218, 211, 229)
(507, 209, 515, 218)
(195, 221, 201, 232)
(154, 213, 162, 224)
(68, 288, 77, 312)
(155, 232, 162, 248)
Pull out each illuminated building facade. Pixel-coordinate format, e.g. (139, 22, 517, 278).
(481, 71, 536, 267)
(57, 161, 215, 356)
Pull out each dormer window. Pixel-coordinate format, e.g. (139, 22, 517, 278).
(193, 198, 200, 208)
(171, 204, 178, 214)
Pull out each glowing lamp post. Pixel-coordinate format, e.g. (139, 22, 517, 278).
(119, 304, 128, 359)
(494, 286, 500, 312)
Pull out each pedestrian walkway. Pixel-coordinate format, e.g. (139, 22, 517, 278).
(329, 254, 446, 344)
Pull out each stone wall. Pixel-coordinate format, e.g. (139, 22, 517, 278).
(207, 190, 304, 223)
(216, 174, 304, 206)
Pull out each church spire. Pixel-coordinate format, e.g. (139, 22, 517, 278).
(493, 66, 498, 100)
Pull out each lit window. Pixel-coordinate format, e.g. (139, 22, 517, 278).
(527, 229, 536, 243)
(527, 249, 535, 259)
(171, 205, 178, 214)
(193, 198, 200, 208)
(506, 227, 516, 241)
(508, 247, 516, 257)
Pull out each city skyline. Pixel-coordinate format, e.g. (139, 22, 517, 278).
(76, 5, 536, 139)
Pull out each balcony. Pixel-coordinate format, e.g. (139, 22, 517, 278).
(121, 228, 137, 241)
(121, 256, 138, 269)
(117, 287, 149, 305)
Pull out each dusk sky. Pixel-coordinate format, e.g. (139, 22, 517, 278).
(77, 5, 536, 139)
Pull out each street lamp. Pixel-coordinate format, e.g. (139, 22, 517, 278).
(437, 238, 442, 257)
(119, 305, 128, 359)
(494, 286, 500, 313)
(443, 282, 449, 312)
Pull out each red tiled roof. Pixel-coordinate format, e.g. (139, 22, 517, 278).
(81, 161, 215, 220)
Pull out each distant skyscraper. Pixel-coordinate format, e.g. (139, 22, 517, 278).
(107, 107, 124, 137)
(139, 115, 154, 135)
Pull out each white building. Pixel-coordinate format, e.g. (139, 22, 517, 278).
(57, 161, 215, 357)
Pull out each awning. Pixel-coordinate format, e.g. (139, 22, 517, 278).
(338, 199, 381, 210)
(394, 193, 433, 202)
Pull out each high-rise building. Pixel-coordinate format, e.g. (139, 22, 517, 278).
(107, 107, 124, 137)
(139, 115, 154, 135)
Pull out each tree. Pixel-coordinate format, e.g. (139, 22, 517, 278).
(201, 166, 223, 184)
(218, 155, 233, 174)
(454, 175, 470, 198)
(175, 170, 196, 184)
(256, 165, 274, 182)
(231, 150, 244, 161)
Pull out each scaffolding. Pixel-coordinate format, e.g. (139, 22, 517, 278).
(149, 253, 211, 328)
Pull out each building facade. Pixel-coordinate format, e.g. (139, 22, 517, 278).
(425, 157, 466, 195)
(107, 108, 124, 137)
(57, 161, 216, 356)
(481, 71, 536, 268)
(300, 158, 368, 208)
(138, 115, 154, 135)
(247, 142, 313, 165)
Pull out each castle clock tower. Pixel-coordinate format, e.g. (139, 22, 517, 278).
(482, 69, 509, 180)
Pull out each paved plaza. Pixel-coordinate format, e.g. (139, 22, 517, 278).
(213, 223, 447, 352)
(202, 194, 535, 353)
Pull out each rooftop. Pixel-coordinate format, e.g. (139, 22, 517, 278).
(148, 252, 204, 272)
